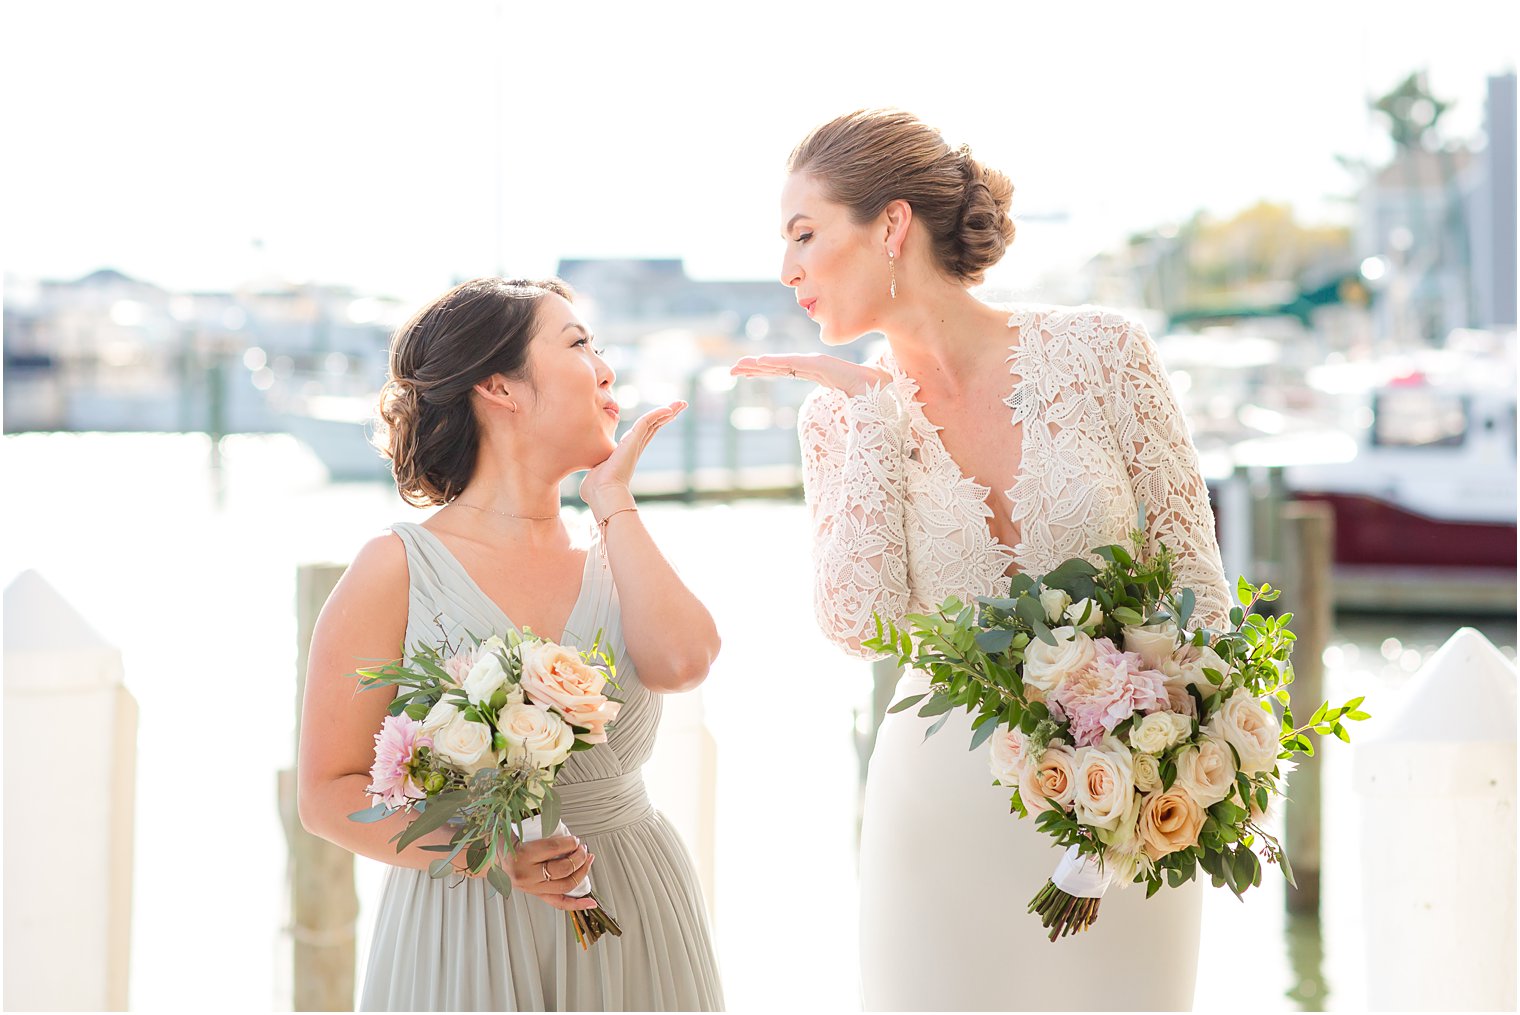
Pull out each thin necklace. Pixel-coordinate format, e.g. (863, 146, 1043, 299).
(451, 500, 560, 522)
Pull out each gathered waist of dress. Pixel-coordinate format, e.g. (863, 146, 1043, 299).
(554, 770, 653, 836)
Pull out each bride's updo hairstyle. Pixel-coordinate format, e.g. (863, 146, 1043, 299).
(376, 276, 572, 507)
(788, 109, 1015, 286)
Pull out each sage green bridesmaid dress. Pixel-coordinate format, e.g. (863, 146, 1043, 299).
(358, 521, 724, 1012)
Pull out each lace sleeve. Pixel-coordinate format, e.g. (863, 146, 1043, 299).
(798, 383, 913, 659)
(1107, 318, 1233, 629)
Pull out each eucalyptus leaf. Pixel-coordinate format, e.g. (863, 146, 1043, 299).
(486, 865, 513, 898)
(975, 628, 1015, 653)
(887, 693, 928, 715)
(540, 788, 560, 836)
(395, 792, 468, 851)
(968, 718, 999, 751)
(348, 803, 392, 824)
(923, 711, 951, 742)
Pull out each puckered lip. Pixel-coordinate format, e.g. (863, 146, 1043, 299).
(600, 401, 620, 421)
(798, 297, 817, 315)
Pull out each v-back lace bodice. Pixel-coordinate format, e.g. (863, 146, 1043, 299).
(798, 303, 1231, 658)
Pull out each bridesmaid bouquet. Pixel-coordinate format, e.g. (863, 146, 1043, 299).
(863, 528, 1368, 941)
(349, 628, 625, 948)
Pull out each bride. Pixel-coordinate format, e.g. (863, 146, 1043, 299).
(734, 109, 1231, 1011)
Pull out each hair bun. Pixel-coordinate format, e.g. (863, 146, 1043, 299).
(952, 155, 1015, 285)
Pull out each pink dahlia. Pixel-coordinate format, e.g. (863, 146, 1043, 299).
(367, 713, 432, 809)
(1048, 637, 1171, 747)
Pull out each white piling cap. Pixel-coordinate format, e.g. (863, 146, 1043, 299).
(1364, 627, 1516, 746)
(4, 570, 122, 693)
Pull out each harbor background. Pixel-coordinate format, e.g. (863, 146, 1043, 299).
(3, 0, 1516, 1010)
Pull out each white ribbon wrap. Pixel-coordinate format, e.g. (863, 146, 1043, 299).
(518, 814, 592, 898)
(1051, 844, 1114, 899)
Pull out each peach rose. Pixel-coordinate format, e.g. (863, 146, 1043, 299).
(1019, 743, 1077, 814)
(519, 640, 621, 744)
(1073, 737, 1135, 830)
(1138, 789, 1206, 860)
(1174, 736, 1236, 808)
(1207, 688, 1281, 776)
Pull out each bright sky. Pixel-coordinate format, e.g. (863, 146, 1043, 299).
(3, 0, 1515, 305)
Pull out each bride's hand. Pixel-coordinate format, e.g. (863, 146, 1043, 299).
(497, 833, 600, 912)
(730, 354, 891, 398)
(579, 400, 685, 517)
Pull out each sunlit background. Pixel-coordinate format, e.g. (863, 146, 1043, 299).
(3, 1, 1516, 1012)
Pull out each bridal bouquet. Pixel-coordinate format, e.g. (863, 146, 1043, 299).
(862, 530, 1368, 941)
(349, 628, 624, 948)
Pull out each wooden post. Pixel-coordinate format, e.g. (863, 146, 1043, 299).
(1280, 501, 1333, 916)
(278, 563, 358, 1011)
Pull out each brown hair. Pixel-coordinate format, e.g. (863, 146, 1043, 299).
(788, 109, 1015, 286)
(375, 276, 572, 507)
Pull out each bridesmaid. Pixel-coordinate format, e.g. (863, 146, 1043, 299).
(298, 277, 725, 1011)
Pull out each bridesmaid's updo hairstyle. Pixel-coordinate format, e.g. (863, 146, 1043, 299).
(788, 108, 1016, 286)
(376, 276, 573, 507)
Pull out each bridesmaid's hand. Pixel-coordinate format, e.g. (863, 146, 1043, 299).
(500, 834, 599, 912)
(730, 354, 891, 398)
(579, 400, 685, 519)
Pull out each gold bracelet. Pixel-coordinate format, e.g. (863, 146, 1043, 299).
(596, 505, 638, 535)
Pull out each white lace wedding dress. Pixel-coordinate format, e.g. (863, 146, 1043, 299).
(799, 304, 1232, 1011)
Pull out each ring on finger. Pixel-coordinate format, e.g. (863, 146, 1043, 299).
(540, 863, 551, 882)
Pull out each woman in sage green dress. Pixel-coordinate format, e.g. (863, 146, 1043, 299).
(298, 277, 725, 1011)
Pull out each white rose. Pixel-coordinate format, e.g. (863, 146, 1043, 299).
(1123, 621, 1180, 670)
(1040, 588, 1072, 624)
(419, 699, 459, 737)
(1169, 643, 1231, 694)
(498, 702, 574, 769)
(1132, 751, 1163, 792)
(462, 650, 511, 705)
(1073, 737, 1135, 831)
(1023, 627, 1097, 695)
(1207, 688, 1281, 776)
(1065, 598, 1104, 628)
(989, 727, 1030, 785)
(1128, 711, 1190, 754)
(431, 711, 498, 774)
(1174, 736, 1236, 807)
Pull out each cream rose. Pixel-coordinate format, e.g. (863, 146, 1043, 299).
(1073, 737, 1135, 830)
(431, 710, 498, 774)
(1175, 643, 1230, 693)
(498, 702, 574, 769)
(1040, 588, 1072, 624)
(989, 727, 1030, 785)
(1132, 751, 1163, 792)
(419, 699, 459, 737)
(1174, 736, 1236, 807)
(1138, 789, 1206, 859)
(1128, 711, 1191, 754)
(1065, 598, 1104, 628)
(1023, 626, 1097, 696)
(1207, 689, 1281, 776)
(1018, 743, 1077, 814)
(519, 641, 621, 743)
(1123, 621, 1180, 670)
(462, 650, 511, 705)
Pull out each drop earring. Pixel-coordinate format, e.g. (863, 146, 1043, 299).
(888, 250, 897, 300)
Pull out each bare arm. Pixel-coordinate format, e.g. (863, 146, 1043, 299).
(296, 532, 596, 911)
(580, 402, 720, 693)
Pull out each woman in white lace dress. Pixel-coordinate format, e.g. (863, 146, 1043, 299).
(734, 110, 1231, 1011)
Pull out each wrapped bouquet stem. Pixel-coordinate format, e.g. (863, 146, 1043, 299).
(516, 814, 622, 947)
